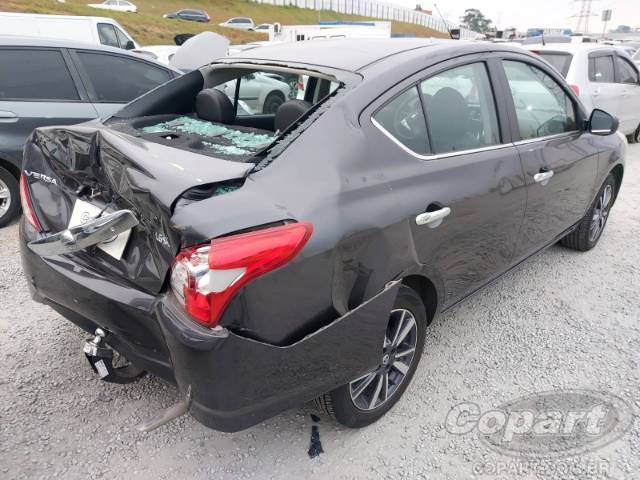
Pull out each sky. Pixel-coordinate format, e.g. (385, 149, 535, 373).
(388, 0, 640, 32)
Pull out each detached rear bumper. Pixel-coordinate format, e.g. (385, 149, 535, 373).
(20, 220, 400, 432)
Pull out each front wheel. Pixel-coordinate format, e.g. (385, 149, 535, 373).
(560, 173, 616, 251)
(314, 285, 427, 428)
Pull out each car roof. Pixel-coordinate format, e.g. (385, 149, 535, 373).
(0, 35, 177, 70)
(227, 38, 525, 73)
(523, 43, 616, 54)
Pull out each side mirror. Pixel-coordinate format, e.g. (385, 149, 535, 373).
(124, 40, 135, 50)
(588, 109, 618, 135)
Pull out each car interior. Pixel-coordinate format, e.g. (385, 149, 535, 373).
(118, 67, 340, 162)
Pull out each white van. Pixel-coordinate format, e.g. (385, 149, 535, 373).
(0, 12, 139, 50)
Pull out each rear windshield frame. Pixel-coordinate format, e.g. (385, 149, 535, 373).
(534, 51, 573, 78)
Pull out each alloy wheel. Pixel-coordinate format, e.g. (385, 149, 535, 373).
(0, 178, 11, 219)
(349, 308, 418, 411)
(589, 184, 612, 242)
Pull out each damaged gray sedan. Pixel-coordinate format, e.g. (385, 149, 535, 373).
(19, 39, 626, 432)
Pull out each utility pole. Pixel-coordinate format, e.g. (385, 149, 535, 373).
(433, 3, 448, 31)
(572, 0, 599, 35)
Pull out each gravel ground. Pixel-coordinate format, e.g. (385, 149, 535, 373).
(1, 145, 639, 480)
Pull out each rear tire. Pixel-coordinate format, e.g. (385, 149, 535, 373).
(314, 285, 427, 428)
(0, 167, 20, 228)
(560, 174, 616, 251)
(262, 91, 285, 114)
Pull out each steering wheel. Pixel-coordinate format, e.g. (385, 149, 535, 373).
(393, 95, 424, 141)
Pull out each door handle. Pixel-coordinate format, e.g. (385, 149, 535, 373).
(534, 170, 554, 185)
(415, 207, 451, 227)
(0, 111, 18, 123)
(592, 88, 600, 96)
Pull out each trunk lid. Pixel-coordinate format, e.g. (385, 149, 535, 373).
(23, 124, 253, 294)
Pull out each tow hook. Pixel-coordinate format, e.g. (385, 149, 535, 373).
(83, 328, 146, 384)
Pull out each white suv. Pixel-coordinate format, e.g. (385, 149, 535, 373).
(525, 43, 640, 143)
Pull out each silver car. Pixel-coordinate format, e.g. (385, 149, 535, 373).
(218, 17, 254, 30)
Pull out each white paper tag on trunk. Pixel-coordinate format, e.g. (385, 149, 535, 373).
(68, 199, 131, 260)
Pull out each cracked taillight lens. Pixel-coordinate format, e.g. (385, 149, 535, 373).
(170, 222, 313, 328)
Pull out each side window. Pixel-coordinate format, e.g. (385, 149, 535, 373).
(0, 49, 79, 101)
(97, 23, 119, 48)
(373, 87, 429, 155)
(114, 27, 131, 49)
(588, 55, 615, 83)
(76, 52, 172, 103)
(615, 56, 639, 84)
(420, 63, 499, 154)
(503, 61, 577, 140)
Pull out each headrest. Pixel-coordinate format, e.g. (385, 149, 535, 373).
(274, 100, 312, 133)
(196, 89, 235, 124)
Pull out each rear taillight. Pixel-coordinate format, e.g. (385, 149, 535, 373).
(19, 175, 41, 231)
(570, 84, 580, 96)
(170, 222, 313, 328)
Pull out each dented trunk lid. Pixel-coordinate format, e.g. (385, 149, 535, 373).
(24, 124, 253, 294)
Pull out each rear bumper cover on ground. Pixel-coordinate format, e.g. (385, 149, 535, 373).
(20, 220, 400, 431)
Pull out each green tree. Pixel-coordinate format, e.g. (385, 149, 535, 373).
(460, 8, 492, 34)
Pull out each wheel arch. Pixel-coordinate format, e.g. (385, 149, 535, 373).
(0, 156, 20, 180)
(610, 164, 624, 203)
(401, 274, 438, 325)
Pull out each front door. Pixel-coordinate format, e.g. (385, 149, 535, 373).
(500, 58, 599, 260)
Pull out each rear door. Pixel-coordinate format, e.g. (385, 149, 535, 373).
(613, 53, 640, 135)
(69, 49, 175, 117)
(499, 56, 599, 260)
(365, 54, 527, 307)
(587, 50, 623, 118)
(0, 47, 98, 168)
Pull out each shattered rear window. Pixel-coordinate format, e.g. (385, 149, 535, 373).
(140, 116, 275, 158)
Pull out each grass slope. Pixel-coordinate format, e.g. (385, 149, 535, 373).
(2, 0, 446, 45)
